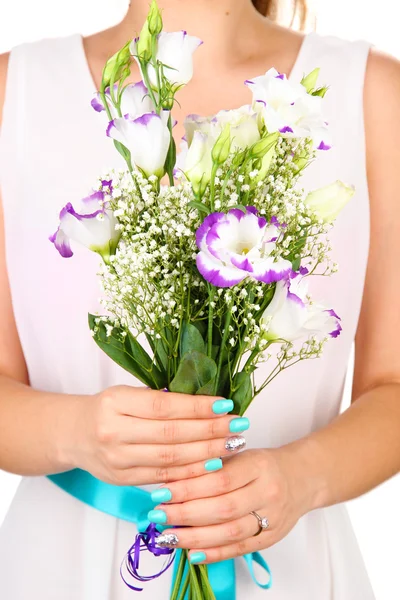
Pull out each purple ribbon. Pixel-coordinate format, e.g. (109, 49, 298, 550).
(120, 522, 176, 591)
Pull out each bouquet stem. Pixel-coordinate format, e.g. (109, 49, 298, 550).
(170, 550, 216, 600)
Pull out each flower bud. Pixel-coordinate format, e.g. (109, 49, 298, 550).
(250, 132, 279, 160)
(305, 181, 355, 222)
(211, 124, 231, 165)
(147, 0, 163, 35)
(102, 41, 131, 89)
(300, 68, 320, 93)
(135, 21, 153, 62)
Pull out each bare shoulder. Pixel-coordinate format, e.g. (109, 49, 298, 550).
(364, 49, 400, 143)
(0, 52, 10, 124)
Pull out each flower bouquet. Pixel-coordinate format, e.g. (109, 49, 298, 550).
(50, 1, 354, 598)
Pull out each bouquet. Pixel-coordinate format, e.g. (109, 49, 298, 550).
(50, 1, 354, 598)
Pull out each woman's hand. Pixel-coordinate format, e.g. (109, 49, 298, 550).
(153, 442, 321, 563)
(60, 386, 249, 487)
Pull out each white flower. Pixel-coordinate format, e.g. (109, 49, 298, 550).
(246, 68, 331, 150)
(91, 81, 154, 119)
(305, 181, 355, 222)
(50, 186, 120, 262)
(107, 111, 170, 178)
(261, 276, 341, 342)
(132, 31, 203, 91)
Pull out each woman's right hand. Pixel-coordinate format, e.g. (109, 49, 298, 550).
(61, 386, 249, 486)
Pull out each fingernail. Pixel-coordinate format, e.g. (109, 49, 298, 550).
(204, 458, 223, 472)
(189, 551, 207, 564)
(229, 417, 250, 433)
(156, 533, 179, 548)
(148, 509, 167, 524)
(151, 488, 172, 504)
(212, 399, 234, 414)
(225, 436, 246, 452)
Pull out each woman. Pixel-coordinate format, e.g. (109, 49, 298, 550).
(0, 0, 399, 598)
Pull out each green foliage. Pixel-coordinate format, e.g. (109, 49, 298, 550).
(169, 351, 217, 395)
(88, 314, 167, 389)
(230, 371, 253, 415)
(180, 321, 206, 356)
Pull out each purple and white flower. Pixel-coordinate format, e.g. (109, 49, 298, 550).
(132, 31, 203, 91)
(91, 81, 154, 119)
(196, 207, 292, 288)
(245, 68, 331, 150)
(305, 181, 355, 222)
(50, 188, 120, 261)
(261, 276, 342, 341)
(107, 111, 170, 177)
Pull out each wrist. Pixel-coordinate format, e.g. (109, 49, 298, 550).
(50, 393, 86, 471)
(281, 436, 330, 513)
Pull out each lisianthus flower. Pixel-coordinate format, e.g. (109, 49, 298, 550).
(91, 81, 154, 119)
(107, 111, 170, 178)
(131, 31, 203, 91)
(261, 276, 342, 341)
(245, 68, 331, 150)
(50, 187, 120, 262)
(196, 207, 292, 288)
(305, 181, 355, 222)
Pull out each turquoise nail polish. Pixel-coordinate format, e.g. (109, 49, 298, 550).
(189, 551, 207, 564)
(212, 399, 234, 415)
(151, 488, 172, 504)
(204, 458, 223, 472)
(229, 417, 250, 433)
(148, 509, 167, 524)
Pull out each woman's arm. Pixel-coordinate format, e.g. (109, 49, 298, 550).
(290, 48, 400, 510)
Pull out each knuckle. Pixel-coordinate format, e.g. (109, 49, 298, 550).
(177, 506, 190, 526)
(225, 521, 243, 541)
(95, 420, 115, 445)
(158, 445, 179, 467)
(267, 480, 282, 503)
(216, 471, 232, 494)
(219, 497, 238, 521)
(162, 420, 179, 443)
(237, 540, 248, 556)
(178, 481, 191, 502)
(207, 419, 220, 438)
(192, 397, 203, 418)
(152, 392, 171, 418)
(206, 439, 215, 459)
(155, 467, 171, 483)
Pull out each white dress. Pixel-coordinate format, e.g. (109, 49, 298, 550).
(0, 31, 376, 599)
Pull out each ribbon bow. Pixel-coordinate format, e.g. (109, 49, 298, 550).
(47, 469, 272, 598)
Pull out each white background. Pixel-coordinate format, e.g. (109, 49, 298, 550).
(0, 1, 399, 599)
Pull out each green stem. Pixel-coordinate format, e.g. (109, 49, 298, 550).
(198, 565, 216, 599)
(209, 163, 219, 212)
(176, 570, 190, 600)
(189, 562, 204, 599)
(214, 306, 232, 394)
(170, 551, 187, 600)
(140, 58, 160, 113)
(207, 286, 215, 359)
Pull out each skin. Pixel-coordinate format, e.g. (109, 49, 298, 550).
(0, 0, 400, 567)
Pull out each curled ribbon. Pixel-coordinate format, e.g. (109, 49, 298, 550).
(47, 469, 272, 598)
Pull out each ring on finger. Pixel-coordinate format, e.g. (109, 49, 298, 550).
(250, 510, 270, 536)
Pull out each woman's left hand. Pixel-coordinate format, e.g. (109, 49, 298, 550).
(151, 444, 321, 563)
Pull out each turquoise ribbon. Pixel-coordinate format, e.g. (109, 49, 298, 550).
(47, 469, 272, 597)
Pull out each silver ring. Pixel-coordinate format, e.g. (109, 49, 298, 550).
(250, 511, 270, 536)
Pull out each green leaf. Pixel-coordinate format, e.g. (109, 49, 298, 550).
(231, 371, 253, 415)
(292, 256, 301, 271)
(180, 322, 205, 357)
(300, 68, 320, 93)
(187, 201, 210, 215)
(88, 314, 167, 389)
(169, 351, 217, 395)
(312, 86, 329, 98)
